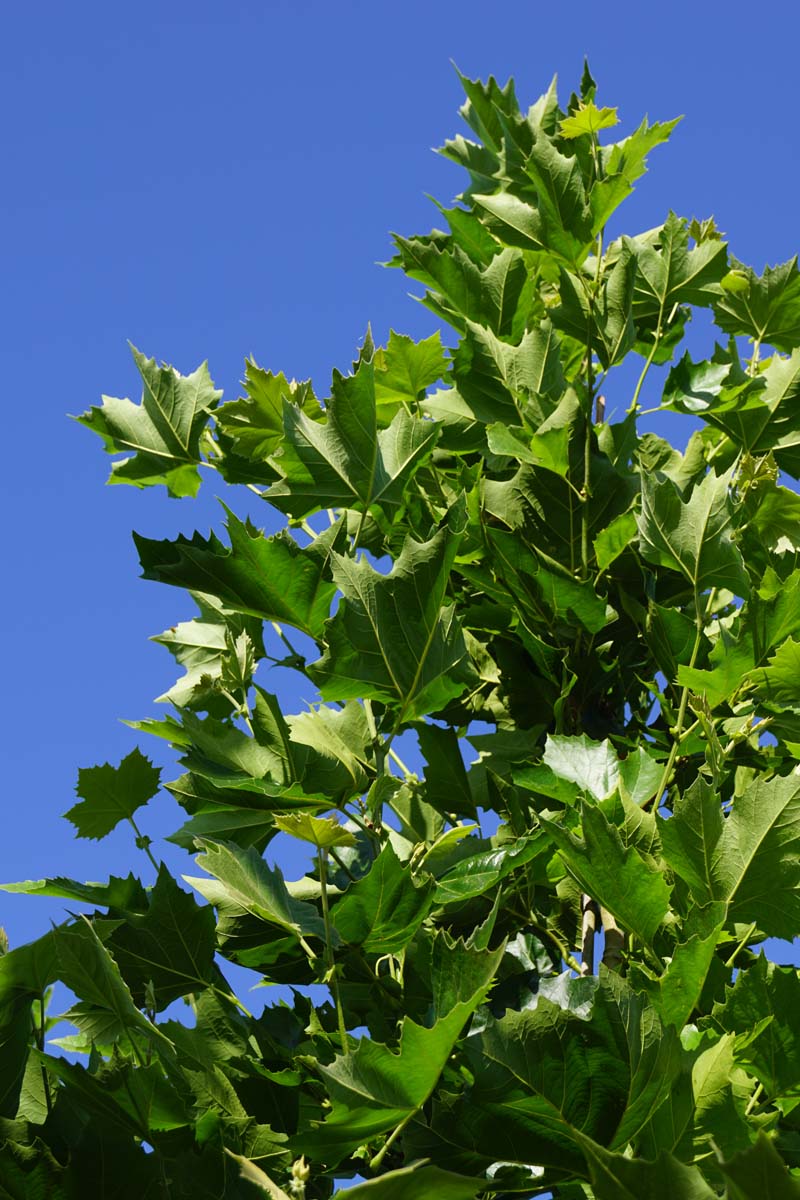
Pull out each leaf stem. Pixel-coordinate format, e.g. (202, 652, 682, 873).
(318, 849, 348, 1052)
(724, 922, 757, 969)
(645, 634, 702, 811)
(127, 815, 160, 872)
(629, 298, 665, 414)
(369, 1108, 417, 1171)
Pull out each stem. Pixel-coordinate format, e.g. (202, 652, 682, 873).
(369, 1108, 417, 1171)
(748, 337, 762, 377)
(220, 688, 254, 736)
(388, 748, 415, 779)
(319, 849, 348, 1052)
(645, 612, 705, 811)
(37, 991, 53, 1116)
(271, 622, 305, 664)
(629, 298, 666, 414)
(600, 908, 625, 972)
(127, 815, 160, 872)
(352, 506, 368, 555)
(746, 1081, 765, 1117)
(580, 895, 598, 976)
(724, 922, 757, 969)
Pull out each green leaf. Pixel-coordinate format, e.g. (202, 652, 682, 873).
(749, 637, 800, 709)
(542, 803, 671, 945)
(373, 331, 448, 423)
(639, 467, 749, 597)
(75, 345, 221, 497)
(488, 529, 612, 634)
(718, 1133, 800, 1199)
(0, 873, 146, 910)
(415, 721, 476, 819)
(560, 101, 619, 139)
(298, 940, 503, 1157)
(658, 772, 800, 937)
(553, 243, 637, 368)
(657, 902, 728, 1029)
(63, 748, 160, 841)
(185, 839, 328, 943)
(709, 955, 800, 1099)
(454, 318, 565, 424)
(266, 352, 438, 518)
(416, 972, 681, 1179)
(714, 256, 800, 353)
(102, 866, 217, 1010)
(433, 834, 546, 905)
(50, 920, 174, 1055)
(581, 1141, 717, 1199)
(309, 511, 475, 720)
(590, 116, 680, 231)
(633, 211, 728, 320)
(339, 1164, 482, 1199)
(593, 509, 638, 570)
(134, 504, 340, 638)
(333, 844, 434, 954)
(214, 358, 320, 462)
(515, 733, 661, 806)
(272, 813, 356, 850)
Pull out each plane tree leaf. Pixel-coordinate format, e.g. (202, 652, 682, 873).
(266, 352, 439, 519)
(75, 345, 221, 497)
(309, 512, 475, 721)
(64, 748, 161, 841)
(714, 256, 800, 353)
(134, 505, 340, 638)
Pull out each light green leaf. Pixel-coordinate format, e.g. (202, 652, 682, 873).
(659, 772, 800, 937)
(186, 839, 328, 943)
(560, 101, 618, 139)
(373, 330, 448, 422)
(272, 813, 356, 850)
(63, 748, 160, 841)
(515, 733, 661, 807)
(75, 345, 221, 497)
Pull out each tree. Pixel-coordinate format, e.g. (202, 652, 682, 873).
(2, 63, 800, 1198)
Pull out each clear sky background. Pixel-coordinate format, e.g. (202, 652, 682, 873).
(3, 0, 799, 966)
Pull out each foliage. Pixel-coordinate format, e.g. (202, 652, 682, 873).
(4, 65, 800, 1197)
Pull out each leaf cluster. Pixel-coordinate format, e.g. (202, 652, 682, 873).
(5, 64, 800, 1197)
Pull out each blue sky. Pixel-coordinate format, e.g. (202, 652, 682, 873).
(3, 0, 800, 963)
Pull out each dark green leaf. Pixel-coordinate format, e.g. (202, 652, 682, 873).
(64, 748, 160, 841)
(134, 505, 339, 638)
